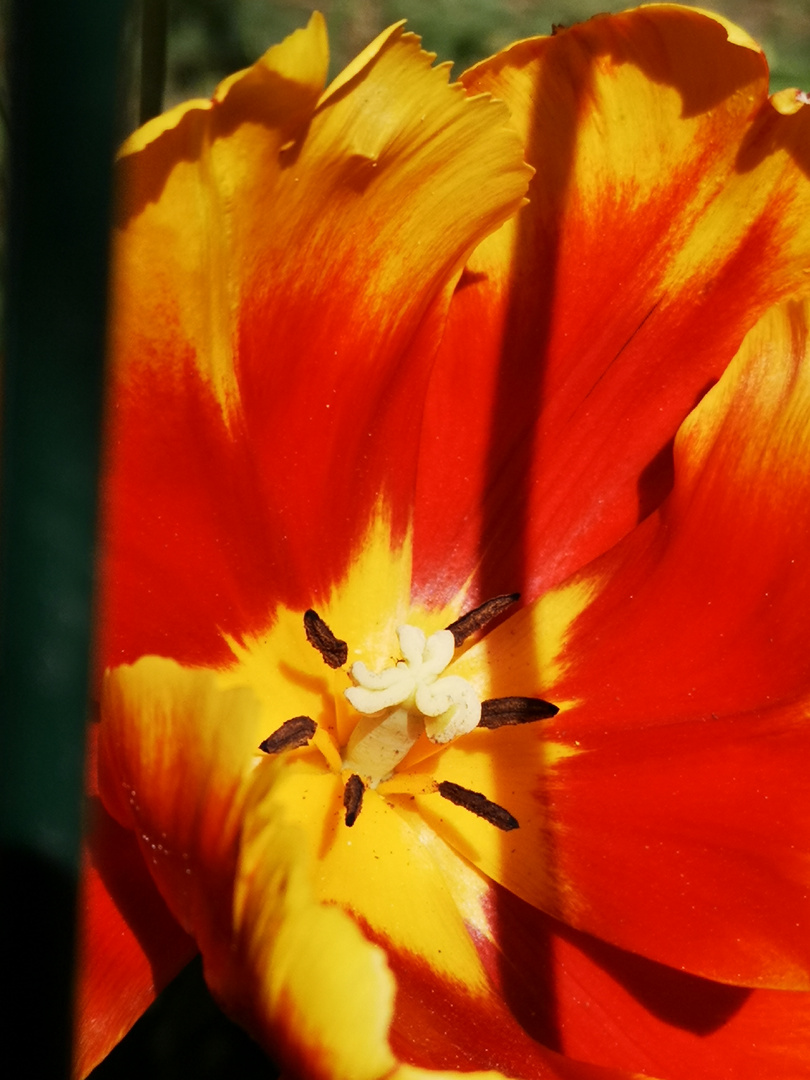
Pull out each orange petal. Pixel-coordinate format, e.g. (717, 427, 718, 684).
(100, 15, 529, 670)
(413, 6, 810, 607)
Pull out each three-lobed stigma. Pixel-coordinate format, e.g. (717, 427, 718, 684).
(343, 624, 482, 786)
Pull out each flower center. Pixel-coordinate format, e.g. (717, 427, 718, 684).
(342, 624, 481, 787)
(259, 598, 560, 829)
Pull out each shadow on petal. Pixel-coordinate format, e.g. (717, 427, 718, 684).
(493, 880, 750, 1041)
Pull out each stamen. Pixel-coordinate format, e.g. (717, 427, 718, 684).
(259, 715, 317, 754)
(445, 593, 520, 647)
(343, 774, 365, 827)
(304, 609, 348, 669)
(479, 696, 559, 729)
(438, 780, 519, 831)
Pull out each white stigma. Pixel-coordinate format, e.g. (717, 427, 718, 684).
(342, 625, 481, 786)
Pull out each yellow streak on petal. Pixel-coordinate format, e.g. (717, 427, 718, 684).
(245, 760, 490, 990)
(268, 906, 395, 1080)
(215, 11, 329, 107)
(450, 577, 596, 706)
(311, 725, 343, 773)
(221, 605, 341, 745)
(387, 799, 493, 938)
(676, 5, 762, 52)
(377, 774, 438, 796)
(235, 762, 397, 1080)
(770, 87, 806, 116)
(221, 511, 413, 750)
(326, 511, 414, 666)
(98, 658, 265, 961)
(527, 576, 598, 694)
(676, 295, 810, 494)
(412, 728, 584, 925)
(119, 97, 212, 158)
(120, 13, 329, 161)
(111, 14, 329, 419)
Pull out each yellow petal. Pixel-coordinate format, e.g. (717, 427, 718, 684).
(242, 759, 490, 991)
(234, 773, 398, 1080)
(99, 658, 265, 964)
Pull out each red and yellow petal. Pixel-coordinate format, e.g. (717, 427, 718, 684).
(477, 874, 810, 1080)
(232, 769, 399, 1080)
(73, 723, 197, 1078)
(97, 658, 267, 976)
(413, 5, 810, 608)
(100, 15, 530, 670)
(533, 292, 810, 738)
(416, 704, 810, 989)
(84, 517, 414, 1067)
(73, 802, 196, 1079)
(96, 649, 654, 1080)
(429, 294, 810, 987)
(230, 756, 656, 1080)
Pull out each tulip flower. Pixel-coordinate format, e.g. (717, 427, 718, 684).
(76, 6, 810, 1080)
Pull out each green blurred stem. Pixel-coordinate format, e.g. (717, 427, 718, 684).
(1, 0, 126, 1072)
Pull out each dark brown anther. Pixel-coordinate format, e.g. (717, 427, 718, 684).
(479, 696, 559, 729)
(304, 609, 348, 668)
(438, 780, 519, 831)
(259, 715, 317, 754)
(445, 593, 520, 647)
(343, 774, 365, 827)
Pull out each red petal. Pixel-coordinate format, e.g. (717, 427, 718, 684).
(99, 20, 529, 669)
(379, 924, 658, 1080)
(486, 877, 810, 1080)
(413, 8, 810, 605)
(474, 296, 810, 984)
(543, 703, 810, 987)
(73, 798, 195, 1078)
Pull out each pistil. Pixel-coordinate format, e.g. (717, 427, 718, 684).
(342, 624, 482, 786)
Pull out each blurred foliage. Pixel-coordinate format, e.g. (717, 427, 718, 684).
(164, 0, 810, 105)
